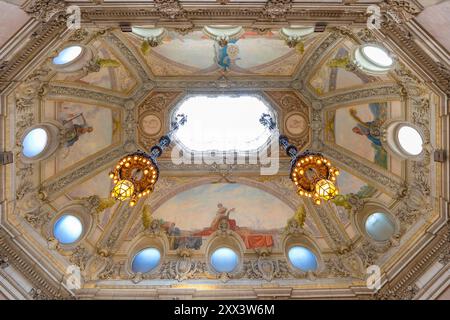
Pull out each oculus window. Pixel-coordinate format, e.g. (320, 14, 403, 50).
(397, 125, 423, 156)
(173, 95, 274, 153)
(365, 212, 395, 241)
(52, 46, 83, 65)
(131, 248, 161, 273)
(353, 44, 394, 74)
(210, 247, 239, 273)
(22, 128, 48, 158)
(288, 246, 318, 272)
(53, 215, 83, 244)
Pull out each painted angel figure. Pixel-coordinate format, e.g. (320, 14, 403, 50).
(349, 102, 388, 168)
(214, 39, 240, 71)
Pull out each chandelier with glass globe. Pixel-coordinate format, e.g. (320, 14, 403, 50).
(260, 114, 339, 204)
(109, 114, 187, 207)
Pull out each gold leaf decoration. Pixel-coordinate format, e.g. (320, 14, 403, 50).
(141, 40, 151, 55)
(327, 56, 351, 69)
(96, 58, 120, 68)
(142, 204, 153, 229)
(295, 41, 304, 54)
(293, 205, 306, 228)
(95, 197, 116, 214)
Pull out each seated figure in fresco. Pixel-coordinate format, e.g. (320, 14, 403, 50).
(62, 113, 94, 148)
(194, 203, 274, 250)
(161, 221, 202, 250)
(349, 103, 388, 168)
(209, 203, 236, 230)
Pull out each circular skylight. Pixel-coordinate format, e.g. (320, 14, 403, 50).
(365, 212, 395, 241)
(53, 215, 83, 244)
(131, 248, 161, 273)
(52, 46, 83, 65)
(288, 246, 318, 272)
(397, 126, 423, 155)
(361, 45, 394, 68)
(354, 44, 394, 74)
(210, 247, 239, 273)
(174, 95, 274, 152)
(22, 128, 48, 158)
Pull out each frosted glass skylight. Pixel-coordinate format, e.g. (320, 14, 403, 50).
(173, 95, 274, 152)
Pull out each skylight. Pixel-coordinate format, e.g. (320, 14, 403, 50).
(173, 95, 274, 152)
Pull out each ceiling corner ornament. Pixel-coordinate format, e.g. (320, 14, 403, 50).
(110, 114, 187, 207)
(23, 0, 67, 22)
(380, 0, 421, 25)
(154, 0, 185, 19)
(262, 0, 292, 19)
(260, 114, 339, 205)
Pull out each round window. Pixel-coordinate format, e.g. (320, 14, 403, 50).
(22, 128, 48, 158)
(53, 215, 83, 244)
(288, 246, 318, 272)
(210, 247, 239, 273)
(131, 248, 161, 273)
(365, 212, 396, 241)
(354, 44, 394, 74)
(361, 45, 394, 68)
(52, 46, 83, 65)
(397, 125, 423, 156)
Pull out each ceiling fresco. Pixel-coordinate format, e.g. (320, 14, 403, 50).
(0, 0, 448, 301)
(126, 29, 321, 77)
(325, 100, 403, 174)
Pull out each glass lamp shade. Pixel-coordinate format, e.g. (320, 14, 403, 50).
(315, 179, 338, 201)
(112, 180, 135, 201)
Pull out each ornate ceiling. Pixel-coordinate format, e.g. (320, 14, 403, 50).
(0, 0, 449, 300)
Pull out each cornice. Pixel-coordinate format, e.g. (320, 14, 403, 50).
(375, 222, 450, 299)
(0, 228, 73, 300)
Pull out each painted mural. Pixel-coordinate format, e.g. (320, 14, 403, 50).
(41, 101, 120, 176)
(330, 170, 377, 225)
(52, 39, 137, 93)
(327, 102, 389, 169)
(150, 183, 299, 251)
(309, 41, 391, 95)
(66, 169, 120, 228)
(127, 30, 320, 77)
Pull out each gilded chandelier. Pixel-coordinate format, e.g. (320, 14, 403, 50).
(110, 114, 187, 206)
(260, 114, 340, 204)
